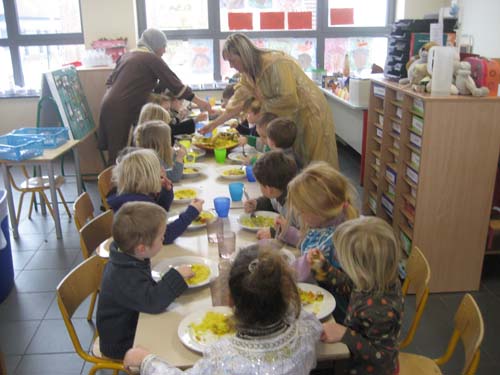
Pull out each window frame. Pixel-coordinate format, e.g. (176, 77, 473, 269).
(136, 0, 396, 82)
(0, 0, 84, 88)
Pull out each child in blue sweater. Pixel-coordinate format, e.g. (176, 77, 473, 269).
(107, 148, 203, 243)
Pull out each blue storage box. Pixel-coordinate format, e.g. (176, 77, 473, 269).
(0, 135, 44, 161)
(11, 127, 69, 148)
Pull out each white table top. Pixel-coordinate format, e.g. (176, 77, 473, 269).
(133, 151, 350, 368)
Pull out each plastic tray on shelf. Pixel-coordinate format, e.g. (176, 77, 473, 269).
(0, 135, 44, 161)
(10, 127, 69, 148)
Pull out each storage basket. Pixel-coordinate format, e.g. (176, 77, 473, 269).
(10, 127, 69, 148)
(0, 135, 44, 161)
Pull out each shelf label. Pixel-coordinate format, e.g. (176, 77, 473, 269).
(406, 166, 419, 184)
(410, 133, 422, 148)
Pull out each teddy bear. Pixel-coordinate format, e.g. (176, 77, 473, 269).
(399, 41, 438, 86)
(454, 61, 489, 96)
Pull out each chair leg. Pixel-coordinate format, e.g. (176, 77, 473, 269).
(87, 290, 98, 321)
(16, 192, 26, 223)
(39, 191, 56, 220)
(487, 227, 494, 250)
(57, 188, 72, 218)
(27, 193, 36, 219)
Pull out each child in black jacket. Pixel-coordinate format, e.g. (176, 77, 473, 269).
(97, 201, 194, 359)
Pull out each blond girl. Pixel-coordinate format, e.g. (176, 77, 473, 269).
(107, 148, 203, 244)
(307, 217, 403, 375)
(137, 104, 186, 182)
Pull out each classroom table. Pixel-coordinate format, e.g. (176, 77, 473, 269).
(0, 139, 82, 239)
(132, 149, 350, 369)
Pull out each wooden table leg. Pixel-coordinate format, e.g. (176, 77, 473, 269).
(48, 162, 62, 239)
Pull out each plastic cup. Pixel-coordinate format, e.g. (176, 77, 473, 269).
(214, 197, 230, 218)
(245, 165, 256, 182)
(206, 219, 220, 244)
(214, 148, 227, 163)
(217, 231, 236, 259)
(228, 182, 244, 202)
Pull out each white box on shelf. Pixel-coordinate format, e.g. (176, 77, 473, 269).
(349, 78, 370, 107)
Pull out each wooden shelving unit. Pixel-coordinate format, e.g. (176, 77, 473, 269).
(363, 75, 500, 292)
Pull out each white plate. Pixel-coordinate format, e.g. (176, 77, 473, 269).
(152, 256, 219, 288)
(217, 166, 246, 180)
(182, 163, 205, 178)
(190, 146, 206, 159)
(297, 282, 336, 320)
(178, 306, 235, 353)
(280, 248, 296, 265)
(173, 187, 199, 204)
(231, 145, 257, 154)
(227, 151, 261, 163)
(168, 210, 216, 230)
(237, 211, 279, 232)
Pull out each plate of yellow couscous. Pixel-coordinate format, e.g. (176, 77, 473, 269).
(168, 210, 216, 231)
(178, 306, 235, 353)
(182, 163, 205, 178)
(217, 166, 246, 180)
(237, 211, 279, 231)
(297, 282, 336, 320)
(151, 256, 218, 288)
(173, 187, 199, 204)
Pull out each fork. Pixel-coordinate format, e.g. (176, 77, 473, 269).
(242, 143, 247, 157)
(243, 189, 256, 218)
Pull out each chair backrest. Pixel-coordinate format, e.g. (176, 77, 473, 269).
(435, 294, 484, 375)
(73, 192, 95, 231)
(57, 255, 107, 359)
(80, 210, 113, 259)
(98, 166, 114, 211)
(400, 246, 431, 349)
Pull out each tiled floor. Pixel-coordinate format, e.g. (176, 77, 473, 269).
(1, 144, 500, 374)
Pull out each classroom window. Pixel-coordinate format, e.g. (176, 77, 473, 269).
(0, 0, 84, 96)
(219, 0, 317, 32)
(16, 0, 82, 34)
(137, 0, 395, 84)
(220, 37, 317, 80)
(163, 39, 214, 84)
(20, 45, 85, 93)
(144, 0, 209, 30)
(328, 0, 388, 27)
(324, 37, 388, 76)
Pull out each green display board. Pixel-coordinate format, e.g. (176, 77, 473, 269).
(43, 66, 95, 140)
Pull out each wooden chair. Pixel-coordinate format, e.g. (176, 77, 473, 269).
(399, 293, 484, 375)
(98, 166, 114, 211)
(79, 209, 113, 321)
(400, 246, 431, 349)
(7, 165, 71, 223)
(80, 210, 113, 259)
(57, 255, 128, 375)
(73, 191, 95, 231)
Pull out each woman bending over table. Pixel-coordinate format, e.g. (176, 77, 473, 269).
(124, 244, 322, 375)
(98, 28, 210, 165)
(200, 33, 338, 169)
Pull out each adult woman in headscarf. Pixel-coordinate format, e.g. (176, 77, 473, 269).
(98, 28, 211, 164)
(200, 33, 338, 168)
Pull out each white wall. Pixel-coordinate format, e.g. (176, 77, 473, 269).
(461, 0, 500, 57)
(0, 99, 38, 133)
(400, 0, 449, 18)
(80, 0, 137, 49)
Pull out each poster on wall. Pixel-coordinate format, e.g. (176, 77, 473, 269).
(43, 66, 95, 140)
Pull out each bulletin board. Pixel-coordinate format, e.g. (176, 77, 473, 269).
(42, 66, 95, 140)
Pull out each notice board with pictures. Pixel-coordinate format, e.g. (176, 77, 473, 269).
(42, 66, 95, 140)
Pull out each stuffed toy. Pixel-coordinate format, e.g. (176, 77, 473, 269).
(399, 41, 438, 86)
(454, 61, 489, 96)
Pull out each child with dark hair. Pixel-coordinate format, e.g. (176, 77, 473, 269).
(244, 150, 299, 243)
(124, 244, 322, 374)
(266, 117, 303, 170)
(97, 201, 193, 359)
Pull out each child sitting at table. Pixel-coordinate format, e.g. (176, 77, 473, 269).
(134, 119, 184, 182)
(307, 217, 403, 375)
(165, 91, 207, 134)
(266, 117, 303, 170)
(97, 201, 194, 360)
(244, 150, 299, 243)
(107, 148, 203, 244)
(123, 243, 323, 374)
(281, 161, 359, 321)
